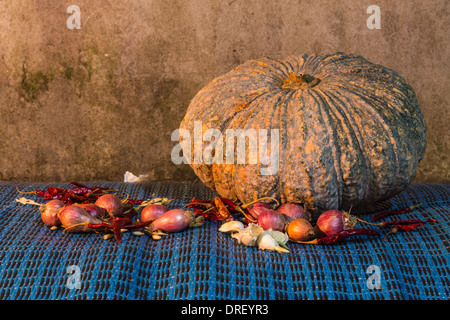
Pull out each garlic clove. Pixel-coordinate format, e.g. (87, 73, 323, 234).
(219, 220, 244, 233)
(256, 232, 277, 251)
(230, 228, 257, 246)
(231, 231, 243, 241)
(248, 223, 264, 237)
(256, 231, 289, 253)
(268, 230, 289, 245)
(240, 231, 257, 246)
(273, 245, 290, 253)
(231, 229, 256, 246)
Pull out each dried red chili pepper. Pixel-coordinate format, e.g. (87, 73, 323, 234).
(17, 187, 52, 198)
(219, 198, 238, 213)
(46, 187, 61, 196)
(293, 228, 380, 245)
(317, 228, 380, 245)
(378, 218, 435, 228)
(214, 197, 234, 221)
(36, 190, 52, 198)
(69, 181, 109, 191)
(122, 207, 137, 220)
(218, 197, 259, 224)
(17, 183, 111, 204)
(371, 203, 422, 221)
(184, 197, 222, 220)
(123, 220, 152, 230)
(85, 216, 135, 244)
(124, 199, 144, 205)
(383, 222, 430, 240)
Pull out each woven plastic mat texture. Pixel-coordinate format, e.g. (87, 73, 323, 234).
(0, 181, 449, 300)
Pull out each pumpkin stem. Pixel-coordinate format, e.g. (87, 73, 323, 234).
(281, 72, 320, 90)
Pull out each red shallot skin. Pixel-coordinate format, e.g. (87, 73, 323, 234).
(95, 194, 124, 217)
(315, 210, 354, 237)
(58, 205, 102, 233)
(149, 209, 193, 233)
(140, 204, 169, 223)
(39, 199, 64, 227)
(247, 202, 272, 220)
(74, 203, 105, 219)
(257, 209, 287, 232)
(278, 203, 311, 222)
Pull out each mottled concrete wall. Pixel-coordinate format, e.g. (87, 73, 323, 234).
(0, 0, 448, 183)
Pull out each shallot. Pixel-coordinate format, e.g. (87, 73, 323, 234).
(278, 203, 311, 222)
(146, 209, 204, 234)
(74, 203, 105, 219)
(39, 199, 65, 227)
(95, 194, 124, 217)
(58, 205, 103, 233)
(315, 210, 357, 237)
(247, 202, 272, 220)
(140, 204, 169, 223)
(287, 218, 316, 241)
(257, 209, 287, 232)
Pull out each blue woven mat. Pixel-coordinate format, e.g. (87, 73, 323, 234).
(0, 181, 449, 300)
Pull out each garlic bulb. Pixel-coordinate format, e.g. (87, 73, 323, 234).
(219, 220, 245, 233)
(231, 223, 263, 246)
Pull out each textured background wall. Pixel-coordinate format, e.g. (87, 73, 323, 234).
(0, 0, 448, 183)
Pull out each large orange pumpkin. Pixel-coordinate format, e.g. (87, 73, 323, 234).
(179, 53, 426, 218)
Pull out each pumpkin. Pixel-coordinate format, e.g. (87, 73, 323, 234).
(179, 52, 426, 219)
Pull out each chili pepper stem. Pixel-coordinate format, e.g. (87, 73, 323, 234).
(236, 205, 257, 223)
(383, 228, 398, 241)
(200, 205, 219, 215)
(354, 216, 381, 226)
(290, 238, 319, 245)
(16, 187, 37, 195)
(241, 197, 280, 209)
(410, 203, 422, 210)
(86, 189, 116, 197)
(121, 193, 130, 204)
(62, 222, 90, 234)
(183, 202, 214, 209)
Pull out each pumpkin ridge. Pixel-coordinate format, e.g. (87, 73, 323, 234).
(234, 57, 291, 84)
(311, 89, 345, 208)
(318, 88, 369, 204)
(322, 77, 408, 196)
(303, 89, 341, 210)
(263, 57, 298, 80)
(282, 55, 306, 76)
(318, 53, 370, 75)
(342, 86, 402, 197)
(277, 89, 297, 204)
(249, 91, 284, 201)
(290, 89, 323, 212)
(214, 90, 285, 202)
(282, 92, 315, 207)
